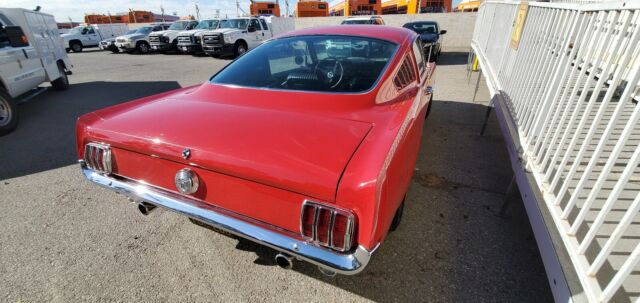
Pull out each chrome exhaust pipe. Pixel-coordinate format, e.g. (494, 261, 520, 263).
(275, 253, 294, 270)
(137, 202, 156, 216)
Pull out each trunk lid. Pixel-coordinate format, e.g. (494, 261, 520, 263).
(87, 95, 372, 202)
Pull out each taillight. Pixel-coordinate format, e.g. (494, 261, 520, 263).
(84, 142, 112, 174)
(300, 201, 355, 252)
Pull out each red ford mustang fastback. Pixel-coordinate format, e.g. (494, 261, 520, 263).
(77, 25, 434, 275)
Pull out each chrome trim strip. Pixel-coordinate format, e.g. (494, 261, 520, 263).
(80, 165, 375, 275)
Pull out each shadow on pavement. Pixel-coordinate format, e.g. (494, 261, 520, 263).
(0, 81, 182, 180)
(218, 99, 553, 302)
(437, 51, 471, 66)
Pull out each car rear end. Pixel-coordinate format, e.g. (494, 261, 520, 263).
(75, 90, 377, 275)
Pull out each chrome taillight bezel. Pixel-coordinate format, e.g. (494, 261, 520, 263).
(300, 200, 355, 252)
(83, 142, 112, 174)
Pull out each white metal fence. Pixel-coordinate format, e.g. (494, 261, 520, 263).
(471, 1, 640, 302)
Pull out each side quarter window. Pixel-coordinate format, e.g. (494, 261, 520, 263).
(393, 55, 417, 90)
(412, 39, 425, 76)
(260, 19, 269, 31)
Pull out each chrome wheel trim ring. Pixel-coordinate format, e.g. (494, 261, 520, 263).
(0, 97, 12, 127)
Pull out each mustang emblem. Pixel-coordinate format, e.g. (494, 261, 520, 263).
(175, 168, 199, 194)
(182, 148, 191, 159)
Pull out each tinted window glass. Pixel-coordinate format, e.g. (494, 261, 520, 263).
(249, 19, 260, 30)
(412, 39, 424, 74)
(404, 22, 438, 34)
(260, 19, 269, 30)
(211, 35, 397, 93)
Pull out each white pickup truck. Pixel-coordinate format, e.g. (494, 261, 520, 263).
(0, 8, 72, 135)
(61, 23, 128, 52)
(201, 17, 273, 57)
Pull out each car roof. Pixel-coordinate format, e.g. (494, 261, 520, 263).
(405, 21, 438, 25)
(277, 25, 415, 44)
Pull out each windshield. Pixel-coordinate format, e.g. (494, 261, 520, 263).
(135, 27, 153, 34)
(125, 29, 136, 35)
(68, 26, 89, 35)
(169, 21, 191, 30)
(196, 20, 220, 30)
(403, 23, 438, 34)
(342, 19, 371, 24)
(219, 19, 248, 29)
(211, 35, 397, 93)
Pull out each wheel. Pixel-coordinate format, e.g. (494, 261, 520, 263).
(70, 41, 83, 53)
(111, 49, 119, 54)
(0, 90, 18, 136)
(233, 41, 247, 57)
(51, 62, 69, 91)
(136, 41, 150, 54)
(65, 48, 70, 53)
(212, 54, 221, 58)
(389, 198, 405, 232)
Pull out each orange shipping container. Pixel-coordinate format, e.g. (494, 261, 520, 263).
(296, 1, 329, 17)
(250, 1, 281, 16)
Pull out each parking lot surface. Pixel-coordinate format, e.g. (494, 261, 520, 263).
(0, 50, 553, 302)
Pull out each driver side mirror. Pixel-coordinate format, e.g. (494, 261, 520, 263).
(440, 30, 447, 35)
(2, 26, 29, 48)
(247, 26, 257, 33)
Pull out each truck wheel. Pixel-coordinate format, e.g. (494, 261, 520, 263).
(234, 41, 247, 57)
(0, 90, 18, 136)
(70, 42, 83, 53)
(51, 62, 70, 91)
(137, 41, 150, 54)
(389, 198, 405, 232)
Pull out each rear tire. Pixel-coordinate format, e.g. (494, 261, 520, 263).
(51, 62, 70, 91)
(390, 198, 405, 232)
(70, 41, 83, 53)
(0, 90, 18, 136)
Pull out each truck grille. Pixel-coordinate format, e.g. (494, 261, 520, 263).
(177, 35, 193, 45)
(202, 34, 222, 45)
(116, 38, 126, 43)
(148, 36, 160, 43)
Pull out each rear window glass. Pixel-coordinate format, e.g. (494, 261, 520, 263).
(211, 35, 397, 93)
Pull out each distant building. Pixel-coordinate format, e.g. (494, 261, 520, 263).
(83, 10, 180, 24)
(329, 0, 382, 16)
(296, 0, 329, 17)
(250, 0, 281, 16)
(381, 0, 451, 14)
(454, 0, 480, 12)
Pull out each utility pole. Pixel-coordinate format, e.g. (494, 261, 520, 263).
(68, 16, 73, 29)
(108, 11, 113, 23)
(284, 0, 289, 17)
(160, 5, 165, 22)
(195, 2, 200, 20)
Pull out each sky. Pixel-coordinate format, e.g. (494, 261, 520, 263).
(3, 0, 463, 22)
(2, 0, 263, 22)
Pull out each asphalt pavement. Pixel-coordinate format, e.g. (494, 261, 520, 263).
(0, 49, 553, 302)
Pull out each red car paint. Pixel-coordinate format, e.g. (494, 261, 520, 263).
(76, 25, 434, 253)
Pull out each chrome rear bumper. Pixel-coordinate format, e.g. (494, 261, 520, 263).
(80, 164, 376, 275)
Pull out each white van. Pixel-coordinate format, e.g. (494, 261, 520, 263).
(0, 8, 72, 135)
(61, 23, 128, 52)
